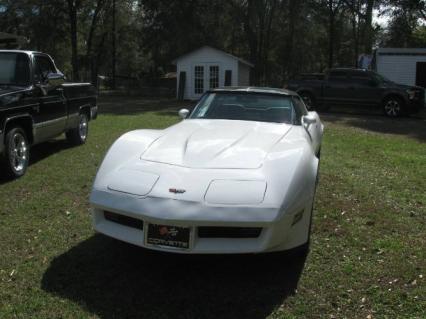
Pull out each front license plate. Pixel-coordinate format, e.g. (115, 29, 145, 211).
(146, 224, 190, 249)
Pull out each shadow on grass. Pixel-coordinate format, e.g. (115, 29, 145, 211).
(320, 107, 426, 142)
(0, 138, 73, 185)
(29, 138, 74, 166)
(98, 96, 195, 116)
(42, 234, 307, 319)
(99, 96, 426, 142)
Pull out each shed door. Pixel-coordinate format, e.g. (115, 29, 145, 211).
(193, 63, 220, 98)
(416, 62, 426, 88)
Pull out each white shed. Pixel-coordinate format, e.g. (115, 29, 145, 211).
(173, 46, 254, 100)
(374, 48, 426, 88)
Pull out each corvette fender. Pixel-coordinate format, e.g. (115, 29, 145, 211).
(93, 129, 163, 190)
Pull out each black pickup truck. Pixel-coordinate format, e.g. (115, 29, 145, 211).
(287, 68, 425, 117)
(0, 50, 97, 178)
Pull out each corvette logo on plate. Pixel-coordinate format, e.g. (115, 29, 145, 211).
(169, 188, 186, 194)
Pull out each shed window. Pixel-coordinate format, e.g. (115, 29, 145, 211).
(194, 66, 204, 94)
(224, 70, 232, 86)
(209, 65, 219, 89)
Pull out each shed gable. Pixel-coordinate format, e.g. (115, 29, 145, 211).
(175, 46, 253, 100)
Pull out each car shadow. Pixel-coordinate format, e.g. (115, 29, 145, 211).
(320, 108, 426, 142)
(42, 234, 307, 319)
(0, 138, 73, 184)
(98, 96, 195, 116)
(29, 138, 74, 165)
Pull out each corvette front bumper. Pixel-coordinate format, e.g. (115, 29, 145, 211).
(90, 189, 312, 254)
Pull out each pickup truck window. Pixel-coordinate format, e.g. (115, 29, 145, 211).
(328, 70, 348, 81)
(0, 52, 30, 86)
(34, 55, 56, 83)
(371, 72, 392, 84)
(348, 71, 372, 84)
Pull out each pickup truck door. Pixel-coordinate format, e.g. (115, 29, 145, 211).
(347, 70, 382, 106)
(32, 54, 67, 141)
(323, 70, 354, 105)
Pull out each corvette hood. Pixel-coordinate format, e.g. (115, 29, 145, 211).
(141, 119, 292, 169)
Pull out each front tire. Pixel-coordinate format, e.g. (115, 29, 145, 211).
(66, 113, 89, 145)
(2, 127, 30, 178)
(383, 96, 404, 117)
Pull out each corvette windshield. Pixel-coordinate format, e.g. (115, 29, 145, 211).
(190, 92, 295, 124)
(0, 52, 30, 86)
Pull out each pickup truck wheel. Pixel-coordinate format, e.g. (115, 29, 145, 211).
(66, 113, 88, 145)
(383, 97, 404, 117)
(2, 127, 30, 178)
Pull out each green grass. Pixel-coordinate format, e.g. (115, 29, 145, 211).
(0, 99, 425, 319)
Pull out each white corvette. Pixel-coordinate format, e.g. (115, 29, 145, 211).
(90, 87, 324, 254)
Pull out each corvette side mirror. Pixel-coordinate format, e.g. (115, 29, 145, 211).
(178, 108, 190, 119)
(302, 113, 317, 128)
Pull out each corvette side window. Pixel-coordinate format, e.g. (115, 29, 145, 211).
(195, 93, 216, 117)
(292, 96, 308, 125)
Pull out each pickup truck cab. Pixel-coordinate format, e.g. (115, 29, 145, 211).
(287, 68, 425, 117)
(0, 50, 97, 178)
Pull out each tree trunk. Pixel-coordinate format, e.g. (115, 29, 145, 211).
(92, 32, 107, 88)
(87, 0, 106, 85)
(328, 1, 335, 68)
(67, 0, 79, 81)
(262, 0, 277, 85)
(246, 0, 258, 84)
(111, 0, 116, 89)
(363, 0, 374, 54)
(351, 10, 359, 67)
(282, 0, 298, 83)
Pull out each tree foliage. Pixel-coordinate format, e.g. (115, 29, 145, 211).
(0, 0, 424, 86)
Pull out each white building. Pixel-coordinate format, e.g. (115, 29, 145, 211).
(173, 46, 254, 100)
(374, 48, 426, 88)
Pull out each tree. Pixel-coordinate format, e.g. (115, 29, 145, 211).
(1, 0, 424, 88)
(327, 0, 345, 67)
(66, 0, 81, 80)
(381, 0, 426, 47)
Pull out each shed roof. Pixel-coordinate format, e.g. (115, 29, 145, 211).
(173, 46, 254, 68)
(376, 47, 426, 55)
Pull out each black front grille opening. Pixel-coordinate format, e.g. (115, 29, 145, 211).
(198, 227, 262, 238)
(104, 211, 143, 230)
